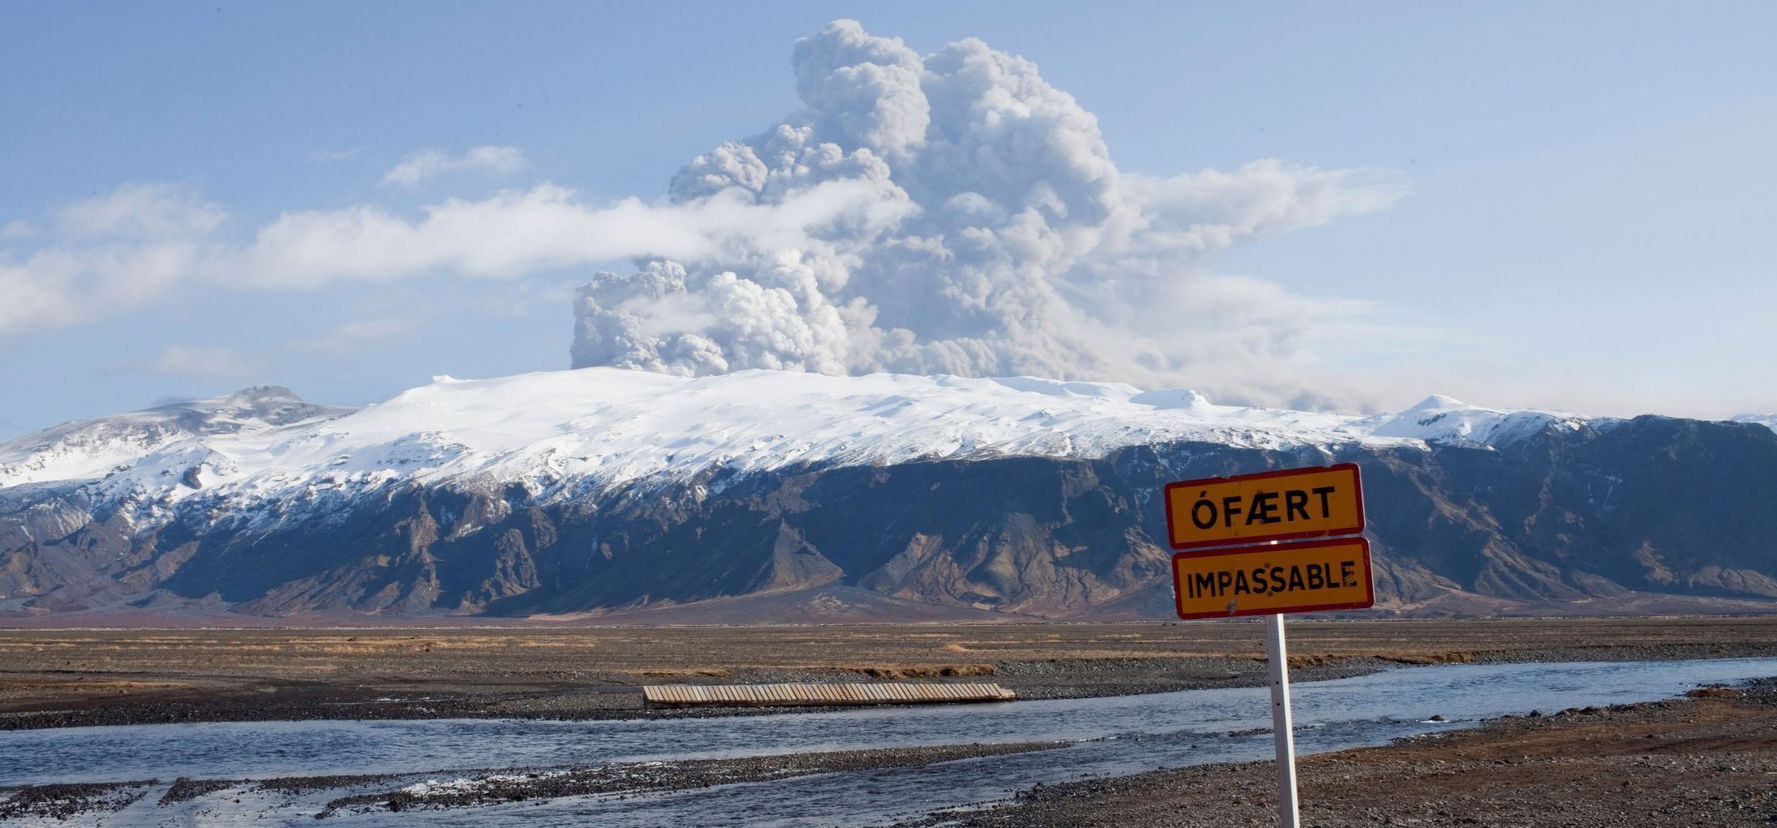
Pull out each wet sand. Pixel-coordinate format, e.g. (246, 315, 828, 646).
(4, 617, 1777, 729)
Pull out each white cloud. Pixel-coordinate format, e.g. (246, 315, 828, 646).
(144, 344, 257, 377)
(0, 240, 206, 337)
(0, 21, 1411, 412)
(310, 147, 367, 162)
(0, 220, 36, 240)
(383, 146, 528, 187)
(0, 185, 221, 338)
(236, 177, 909, 287)
(0, 177, 908, 337)
(56, 183, 225, 239)
(293, 317, 419, 352)
(1124, 162, 1411, 255)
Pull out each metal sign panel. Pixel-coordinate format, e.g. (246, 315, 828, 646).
(1170, 537, 1374, 620)
(1163, 463, 1365, 550)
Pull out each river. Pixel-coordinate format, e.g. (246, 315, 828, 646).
(4, 657, 1775, 825)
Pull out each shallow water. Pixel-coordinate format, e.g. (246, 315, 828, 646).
(5, 657, 1775, 826)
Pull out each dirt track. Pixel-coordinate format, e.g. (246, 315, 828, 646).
(3, 616, 1776, 729)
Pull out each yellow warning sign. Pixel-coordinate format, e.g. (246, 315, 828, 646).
(1163, 464, 1365, 550)
(1171, 537, 1374, 619)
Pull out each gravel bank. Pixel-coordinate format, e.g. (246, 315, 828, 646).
(0, 742, 1061, 821)
(905, 678, 1777, 827)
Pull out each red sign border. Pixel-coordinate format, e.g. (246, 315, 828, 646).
(1170, 536, 1374, 620)
(1162, 463, 1366, 551)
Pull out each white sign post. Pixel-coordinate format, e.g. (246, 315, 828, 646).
(1264, 613, 1300, 828)
(1163, 464, 1371, 828)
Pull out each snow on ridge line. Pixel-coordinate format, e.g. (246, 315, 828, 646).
(1368, 394, 1588, 445)
(2, 369, 1579, 499)
(0, 385, 354, 490)
(196, 368, 1354, 493)
(1731, 413, 1777, 434)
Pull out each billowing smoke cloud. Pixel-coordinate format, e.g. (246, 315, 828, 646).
(0, 20, 1406, 409)
(572, 20, 1407, 401)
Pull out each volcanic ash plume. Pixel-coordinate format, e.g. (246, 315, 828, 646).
(571, 20, 1404, 402)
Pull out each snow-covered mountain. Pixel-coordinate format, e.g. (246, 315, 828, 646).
(0, 386, 351, 491)
(0, 368, 1583, 517)
(3, 369, 1774, 621)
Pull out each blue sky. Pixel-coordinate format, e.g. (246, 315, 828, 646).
(3, 1, 1774, 438)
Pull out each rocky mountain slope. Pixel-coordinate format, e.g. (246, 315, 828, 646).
(2, 370, 1774, 621)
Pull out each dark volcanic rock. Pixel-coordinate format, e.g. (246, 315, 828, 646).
(3, 415, 1777, 620)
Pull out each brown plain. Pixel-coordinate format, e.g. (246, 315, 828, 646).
(3, 616, 1776, 726)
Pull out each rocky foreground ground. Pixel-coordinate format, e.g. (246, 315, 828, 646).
(916, 679, 1777, 828)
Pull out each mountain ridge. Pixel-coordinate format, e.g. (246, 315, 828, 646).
(3, 369, 1774, 622)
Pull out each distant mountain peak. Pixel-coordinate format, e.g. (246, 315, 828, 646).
(220, 384, 305, 402)
(1371, 394, 1577, 446)
(0, 386, 354, 490)
(149, 385, 317, 415)
(1406, 393, 1474, 411)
